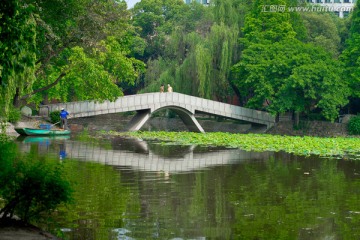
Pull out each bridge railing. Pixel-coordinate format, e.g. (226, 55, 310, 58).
(39, 92, 275, 127)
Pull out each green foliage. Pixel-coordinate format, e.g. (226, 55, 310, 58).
(301, 12, 342, 57)
(7, 107, 21, 123)
(167, 109, 177, 118)
(0, 0, 36, 114)
(196, 44, 212, 99)
(341, 0, 360, 98)
(132, 0, 191, 59)
(43, 36, 144, 103)
(306, 113, 326, 121)
(50, 111, 60, 124)
(0, 140, 73, 223)
(242, 0, 297, 46)
(226, 0, 349, 121)
(139, 1, 240, 101)
(212, 0, 251, 27)
(347, 115, 360, 135)
(21, 0, 144, 106)
(232, 36, 349, 121)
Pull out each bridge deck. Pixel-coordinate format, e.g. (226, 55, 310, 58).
(39, 92, 275, 131)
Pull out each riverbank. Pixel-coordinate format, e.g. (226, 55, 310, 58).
(4, 113, 353, 137)
(0, 219, 60, 240)
(267, 120, 349, 137)
(1, 118, 64, 240)
(65, 113, 352, 137)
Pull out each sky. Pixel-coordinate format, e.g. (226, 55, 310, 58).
(125, 0, 141, 9)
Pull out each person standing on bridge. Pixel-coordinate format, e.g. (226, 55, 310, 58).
(167, 84, 173, 92)
(160, 84, 164, 93)
(60, 108, 70, 130)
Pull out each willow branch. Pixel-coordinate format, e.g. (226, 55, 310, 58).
(20, 72, 67, 100)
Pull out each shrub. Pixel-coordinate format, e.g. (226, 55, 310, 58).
(348, 115, 360, 135)
(7, 107, 21, 123)
(306, 113, 325, 121)
(50, 110, 60, 124)
(167, 109, 177, 118)
(0, 140, 73, 223)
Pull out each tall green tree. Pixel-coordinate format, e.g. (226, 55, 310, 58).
(231, 0, 349, 121)
(241, 0, 296, 46)
(131, 0, 187, 60)
(341, 0, 360, 98)
(233, 40, 349, 121)
(9, 0, 145, 106)
(0, 0, 36, 115)
(139, 0, 243, 102)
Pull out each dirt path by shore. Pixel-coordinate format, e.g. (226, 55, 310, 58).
(0, 227, 60, 240)
(0, 220, 60, 240)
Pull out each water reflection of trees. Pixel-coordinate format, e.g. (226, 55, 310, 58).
(227, 157, 360, 239)
(132, 155, 360, 239)
(16, 138, 360, 239)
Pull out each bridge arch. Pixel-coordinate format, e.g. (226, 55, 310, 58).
(153, 106, 204, 133)
(126, 105, 204, 133)
(39, 92, 275, 133)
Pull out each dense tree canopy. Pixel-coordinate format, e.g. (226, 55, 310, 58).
(341, 0, 360, 98)
(26, 0, 145, 105)
(1, 0, 359, 123)
(232, 39, 349, 121)
(301, 12, 342, 57)
(138, 0, 245, 101)
(0, 0, 36, 115)
(231, 0, 350, 121)
(1, 0, 145, 113)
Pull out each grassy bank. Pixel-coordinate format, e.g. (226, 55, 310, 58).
(104, 131, 360, 159)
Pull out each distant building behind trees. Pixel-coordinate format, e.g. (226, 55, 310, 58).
(308, 0, 355, 18)
(183, 0, 356, 18)
(184, 0, 210, 5)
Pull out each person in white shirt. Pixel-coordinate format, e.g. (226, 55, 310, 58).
(167, 84, 173, 92)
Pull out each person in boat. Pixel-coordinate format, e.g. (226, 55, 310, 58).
(60, 108, 70, 130)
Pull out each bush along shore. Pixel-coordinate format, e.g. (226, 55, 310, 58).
(0, 134, 72, 240)
(102, 131, 360, 160)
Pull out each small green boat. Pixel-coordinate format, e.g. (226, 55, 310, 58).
(15, 128, 71, 136)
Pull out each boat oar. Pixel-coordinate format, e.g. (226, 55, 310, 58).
(51, 121, 61, 127)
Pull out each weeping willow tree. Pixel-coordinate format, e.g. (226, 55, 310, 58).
(140, 0, 243, 102)
(168, 22, 239, 101)
(0, 1, 36, 119)
(195, 44, 212, 99)
(212, 0, 252, 28)
(207, 23, 239, 101)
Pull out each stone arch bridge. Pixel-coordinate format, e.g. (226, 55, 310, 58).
(39, 92, 275, 133)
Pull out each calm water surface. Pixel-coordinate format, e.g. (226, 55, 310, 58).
(15, 135, 360, 240)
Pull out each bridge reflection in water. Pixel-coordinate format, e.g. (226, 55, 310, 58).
(17, 136, 274, 173)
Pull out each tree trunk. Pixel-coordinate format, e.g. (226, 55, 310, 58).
(294, 111, 300, 127)
(12, 88, 24, 108)
(229, 81, 243, 106)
